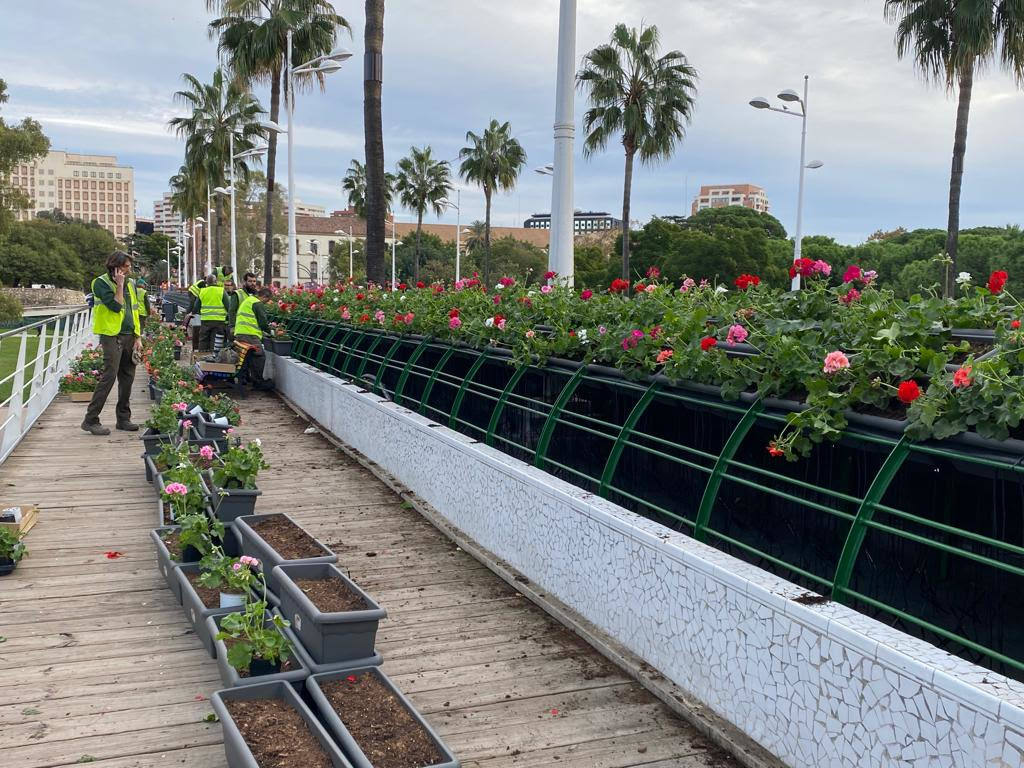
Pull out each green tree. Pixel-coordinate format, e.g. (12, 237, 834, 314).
(574, 243, 611, 289)
(363, 0, 387, 284)
(0, 221, 85, 288)
(209, 0, 349, 284)
(577, 23, 698, 280)
(393, 231, 450, 283)
(488, 236, 547, 284)
(395, 145, 451, 284)
(328, 236, 365, 282)
(341, 158, 394, 217)
(121, 231, 177, 283)
(684, 206, 787, 240)
(463, 220, 486, 255)
(458, 120, 527, 288)
(0, 79, 49, 240)
(884, 0, 1024, 297)
(234, 171, 287, 280)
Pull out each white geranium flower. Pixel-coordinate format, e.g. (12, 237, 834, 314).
(494, 284, 504, 291)
(578, 328, 589, 343)
(252, 438, 262, 447)
(715, 285, 728, 294)
(484, 318, 494, 328)
(956, 271, 972, 286)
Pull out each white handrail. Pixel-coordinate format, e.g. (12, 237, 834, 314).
(0, 306, 95, 463)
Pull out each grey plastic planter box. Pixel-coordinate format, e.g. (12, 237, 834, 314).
(273, 563, 386, 667)
(264, 336, 292, 356)
(212, 681, 353, 768)
(141, 427, 174, 456)
(306, 667, 459, 768)
(175, 563, 240, 658)
(143, 452, 154, 483)
(150, 526, 199, 603)
(206, 471, 262, 525)
(196, 412, 232, 448)
(207, 611, 310, 688)
(234, 513, 337, 593)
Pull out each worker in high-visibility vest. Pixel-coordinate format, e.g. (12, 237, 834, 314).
(136, 279, 150, 326)
(233, 288, 274, 391)
(223, 278, 240, 339)
(214, 264, 234, 287)
(83, 252, 142, 436)
(193, 274, 231, 352)
(185, 277, 206, 348)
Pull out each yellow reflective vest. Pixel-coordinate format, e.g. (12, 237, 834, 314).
(234, 294, 263, 338)
(92, 275, 141, 337)
(199, 284, 227, 322)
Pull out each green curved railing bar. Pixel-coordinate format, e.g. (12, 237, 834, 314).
(315, 324, 344, 368)
(290, 319, 315, 359)
(486, 365, 529, 447)
(354, 334, 387, 383)
(598, 382, 660, 497)
(418, 347, 456, 415)
(393, 337, 433, 406)
(449, 350, 492, 431)
(694, 399, 764, 544)
(340, 331, 369, 377)
(326, 329, 356, 374)
(831, 437, 911, 602)
(373, 337, 405, 395)
(534, 366, 587, 471)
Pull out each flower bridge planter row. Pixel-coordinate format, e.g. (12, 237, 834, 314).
(232, 513, 338, 594)
(204, 470, 262, 525)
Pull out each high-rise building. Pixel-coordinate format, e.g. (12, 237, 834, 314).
(523, 210, 621, 233)
(153, 192, 183, 238)
(690, 184, 769, 216)
(7, 150, 135, 238)
(294, 200, 327, 217)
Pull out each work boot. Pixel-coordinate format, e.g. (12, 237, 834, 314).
(81, 422, 111, 436)
(116, 421, 140, 431)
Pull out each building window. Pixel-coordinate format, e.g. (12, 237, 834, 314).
(309, 261, 318, 280)
(272, 260, 281, 277)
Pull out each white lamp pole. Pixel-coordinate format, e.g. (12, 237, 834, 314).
(206, 188, 213, 274)
(549, 0, 576, 286)
(349, 227, 354, 279)
(749, 75, 821, 290)
(191, 217, 199, 281)
(441, 191, 462, 283)
(391, 217, 397, 291)
(229, 131, 238, 282)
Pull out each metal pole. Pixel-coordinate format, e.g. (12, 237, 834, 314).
(348, 226, 353, 279)
(192, 218, 198, 282)
(391, 217, 396, 290)
(206, 187, 213, 274)
(455, 189, 461, 283)
(792, 75, 809, 291)
(165, 242, 171, 287)
(549, 0, 576, 286)
(286, 29, 298, 287)
(230, 132, 238, 283)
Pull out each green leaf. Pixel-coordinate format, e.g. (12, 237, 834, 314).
(77, 757, 96, 764)
(226, 640, 253, 671)
(203, 712, 219, 723)
(21, 707, 41, 715)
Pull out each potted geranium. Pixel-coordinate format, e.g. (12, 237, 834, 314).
(208, 439, 268, 523)
(264, 322, 292, 356)
(0, 527, 27, 576)
(210, 601, 308, 686)
(199, 552, 262, 608)
(142, 401, 180, 455)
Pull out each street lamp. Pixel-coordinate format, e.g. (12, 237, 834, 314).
(440, 190, 463, 283)
(549, 0, 576, 287)
(749, 75, 823, 290)
(180, 227, 193, 287)
(535, 164, 554, 176)
(166, 243, 182, 286)
(225, 140, 267, 282)
(266, 35, 351, 288)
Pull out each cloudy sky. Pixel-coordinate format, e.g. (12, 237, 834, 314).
(2, 0, 1022, 244)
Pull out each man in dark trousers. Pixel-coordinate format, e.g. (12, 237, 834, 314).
(190, 274, 231, 352)
(233, 287, 275, 390)
(83, 252, 142, 436)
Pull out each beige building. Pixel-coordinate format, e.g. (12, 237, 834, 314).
(294, 200, 327, 217)
(9, 151, 135, 238)
(691, 184, 770, 216)
(153, 192, 183, 238)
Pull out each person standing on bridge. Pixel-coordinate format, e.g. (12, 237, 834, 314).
(82, 252, 142, 436)
(192, 274, 230, 352)
(233, 287, 275, 391)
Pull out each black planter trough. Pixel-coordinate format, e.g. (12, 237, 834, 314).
(273, 563, 385, 670)
(211, 680, 352, 768)
(196, 411, 232, 449)
(141, 427, 175, 456)
(0, 557, 18, 576)
(206, 611, 310, 688)
(233, 513, 338, 593)
(264, 336, 292, 356)
(150, 526, 200, 602)
(306, 666, 460, 768)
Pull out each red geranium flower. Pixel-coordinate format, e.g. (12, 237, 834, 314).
(953, 366, 973, 388)
(988, 270, 1008, 295)
(416, 281, 425, 289)
(843, 265, 862, 284)
(580, 289, 593, 300)
(897, 380, 921, 404)
(398, 283, 407, 291)
(789, 257, 815, 279)
(356, 293, 365, 300)
(449, 308, 460, 318)
(767, 443, 785, 458)
(543, 270, 557, 280)
(734, 273, 760, 291)
(646, 266, 661, 279)
(609, 278, 630, 294)
(700, 336, 717, 352)
(358, 313, 370, 323)
(1012, 320, 1021, 329)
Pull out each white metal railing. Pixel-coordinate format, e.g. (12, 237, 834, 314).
(0, 306, 95, 463)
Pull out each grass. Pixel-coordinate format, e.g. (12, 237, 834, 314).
(0, 334, 54, 405)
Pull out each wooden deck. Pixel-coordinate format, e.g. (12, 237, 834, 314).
(0, 378, 742, 767)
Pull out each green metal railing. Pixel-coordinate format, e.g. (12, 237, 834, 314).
(284, 318, 1024, 678)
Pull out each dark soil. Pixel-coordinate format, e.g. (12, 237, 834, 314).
(224, 697, 332, 768)
(950, 340, 993, 365)
(250, 514, 328, 559)
(161, 531, 183, 559)
(851, 400, 907, 420)
(185, 570, 220, 609)
(295, 577, 367, 613)
(321, 673, 444, 768)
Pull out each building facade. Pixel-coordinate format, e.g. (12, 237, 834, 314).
(7, 151, 135, 238)
(523, 210, 621, 233)
(153, 192, 184, 238)
(294, 200, 327, 217)
(690, 184, 769, 216)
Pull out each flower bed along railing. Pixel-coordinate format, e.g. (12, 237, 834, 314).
(282, 317, 1024, 683)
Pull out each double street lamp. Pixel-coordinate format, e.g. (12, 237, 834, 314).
(749, 75, 823, 290)
(440, 190, 463, 283)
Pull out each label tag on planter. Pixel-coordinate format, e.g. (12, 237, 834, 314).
(294, 613, 302, 631)
(211, 416, 229, 426)
(1, 507, 22, 523)
(188, 405, 203, 416)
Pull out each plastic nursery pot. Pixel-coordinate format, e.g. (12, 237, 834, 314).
(305, 666, 460, 768)
(0, 556, 18, 577)
(233, 513, 338, 594)
(211, 680, 353, 768)
(150, 526, 199, 603)
(206, 470, 262, 525)
(264, 336, 292, 356)
(273, 563, 386, 669)
(174, 563, 243, 658)
(206, 610, 310, 688)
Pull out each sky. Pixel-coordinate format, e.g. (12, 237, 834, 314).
(2, 0, 1023, 245)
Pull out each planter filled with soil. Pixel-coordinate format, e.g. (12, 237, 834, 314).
(211, 680, 351, 768)
(175, 563, 247, 658)
(207, 611, 309, 688)
(148, 380, 162, 402)
(274, 563, 386, 669)
(141, 427, 175, 456)
(234, 513, 337, 593)
(150, 526, 200, 602)
(306, 667, 459, 768)
(265, 336, 292, 356)
(206, 471, 262, 525)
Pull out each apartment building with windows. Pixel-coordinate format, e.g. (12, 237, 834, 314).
(523, 210, 621, 233)
(153, 192, 184, 237)
(8, 151, 135, 238)
(690, 184, 769, 216)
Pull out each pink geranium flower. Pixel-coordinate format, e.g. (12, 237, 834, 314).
(823, 351, 850, 374)
(726, 324, 748, 345)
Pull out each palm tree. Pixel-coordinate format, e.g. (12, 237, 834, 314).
(342, 158, 394, 218)
(464, 220, 486, 254)
(363, 0, 386, 285)
(577, 24, 698, 281)
(168, 68, 266, 266)
(395, 146, 452, 284)
(458, 119, 527, 287)
(168, 165, 206, 279)
(884, 1, 1024, 297)
(208, 0, 348, 285)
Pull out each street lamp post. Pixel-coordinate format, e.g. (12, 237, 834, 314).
(549, 0, 576, 286)
(441, 190, 462, 283)
(391, 217, 397, 291)
(206, 188, 213, 274)
(216, 144, 266, 285)
(749, 75, 822, 290)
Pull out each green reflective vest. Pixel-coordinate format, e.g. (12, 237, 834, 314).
(215, 266, 231, 286)
(234, 295, 263, 338)
(199, 284, 227, 322)
(137, 287, 148, 317)
(92, 275, 141, 337)
(188, 281, 203, 298)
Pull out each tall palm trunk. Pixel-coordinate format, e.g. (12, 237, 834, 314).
(262, 63, 282, 285)
(414, 210, 423, 284)
(483, 186, 493, 288)
(944, 60, 974, 298)
(363, 0, 386, 284)
(620, 143, 635, 281)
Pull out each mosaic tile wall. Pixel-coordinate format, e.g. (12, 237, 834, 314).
(274, 356, 1024, 768)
